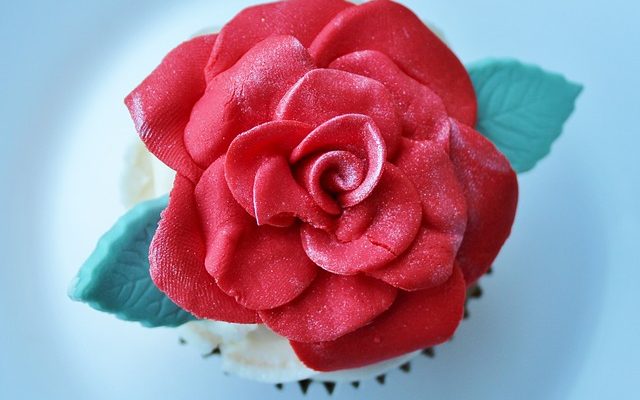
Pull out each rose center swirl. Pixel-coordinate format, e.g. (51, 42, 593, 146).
(296, 150, 366, 215)
(290, 113, 387, 215)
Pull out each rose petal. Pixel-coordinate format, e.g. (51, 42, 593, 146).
(291, 264, 467, 371)
(259, 271, 396, 343)
(185, 35, 315, 167)
(301, 163, 422, 275)
(149, 174, 258, 322)
(367, 138, 467, 290)
(367, 228, 458, 291)
(310, 0, 477, 125)
(225, 121, 332, 229)
(276, 69, 401, 156)
(195, 157, 318, 310)
(449, 120, 518, 285)
(125, 35, 215, 183)
(205, 0, 353, 79)
(396, 138, 468, 234)
(330, 50, 450, 143)
(291, 114, 386, 207)
(225, 121, 310, 213)
(253, 156, 333, 229)
(213, 225, 319, 311)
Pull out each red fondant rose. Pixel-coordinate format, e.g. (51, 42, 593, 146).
(125, 0, 518, 371)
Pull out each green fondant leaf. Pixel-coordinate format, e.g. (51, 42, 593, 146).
(69, 196, 196, 327)
(467, 59, 582, 172)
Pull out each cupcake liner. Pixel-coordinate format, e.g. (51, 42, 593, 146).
(180, 282, 484, 395)
(269, 346, 439, 394)
(276, 282, 483, 394)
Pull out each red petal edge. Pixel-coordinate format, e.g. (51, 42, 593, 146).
(185, 35, 315, 167)
(449, 120, 518, 285)
(276, 69, 401, 156)
(330, 50, 450, 143)
(259, 271, 396, 343)
(367, 138, 468, 290)
(301, 163, 422, 275)
(224, 121, 332, 229)
(310, 0, 477, 125)
(124, 34, 215, 183)
(291, 264, 466, 371)
(205, 0, 353, 80)
(149, 174, 258, 322)
(195, 157, 318, 310)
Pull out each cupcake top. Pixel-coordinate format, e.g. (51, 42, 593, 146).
(71, 0, 581, 382)
(124, 0, 517, 372)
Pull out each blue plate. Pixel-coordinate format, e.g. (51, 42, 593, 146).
(1, 1, 638, 399)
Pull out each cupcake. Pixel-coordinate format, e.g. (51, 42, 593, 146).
(70, 0, 581, 393)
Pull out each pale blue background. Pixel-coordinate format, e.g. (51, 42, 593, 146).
(1, 1, 638, 399)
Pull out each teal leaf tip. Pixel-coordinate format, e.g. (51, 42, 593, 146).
(467, 58, 582, 173)
(69, 195, 196, 327)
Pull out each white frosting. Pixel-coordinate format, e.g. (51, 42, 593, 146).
(178, 320, 420, 383)
(121, 126, 421, 383)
